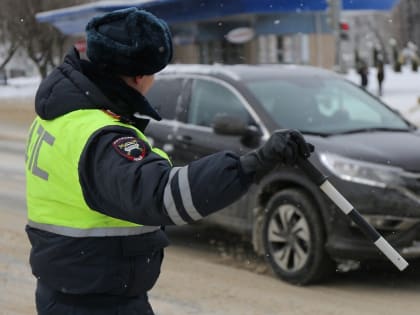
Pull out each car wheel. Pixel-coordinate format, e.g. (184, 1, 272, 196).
(262, 188, 334, 285)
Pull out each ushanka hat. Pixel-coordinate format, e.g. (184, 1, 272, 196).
(86, 7, 173, 76)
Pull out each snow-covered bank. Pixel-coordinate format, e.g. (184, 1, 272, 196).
(0, 76, 40, 99)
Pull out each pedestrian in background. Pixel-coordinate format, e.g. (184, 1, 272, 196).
(357, 58, 369, 89)
(25, 7, 313, 315)
(376, 56, 385, 96)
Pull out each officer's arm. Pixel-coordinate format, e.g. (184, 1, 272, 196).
(79, 127, 253, 226)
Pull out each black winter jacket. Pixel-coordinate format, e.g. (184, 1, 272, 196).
(26, 48, 252, 297)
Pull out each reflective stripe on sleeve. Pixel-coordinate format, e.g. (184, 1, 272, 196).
(27, 220, 160, 237)
(177, 166, 202, 221)
(163, 167, 187, 225)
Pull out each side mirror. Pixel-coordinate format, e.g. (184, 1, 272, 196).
(212, 114, 262, 148)
(213, 114, 248, 135)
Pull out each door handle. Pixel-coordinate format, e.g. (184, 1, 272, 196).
(176, 134, 192, 143)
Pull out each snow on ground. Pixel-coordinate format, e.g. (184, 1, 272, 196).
(344, 65, 420, 125)
(0, 76, 40, 99)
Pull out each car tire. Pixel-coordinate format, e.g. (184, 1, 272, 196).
(262, 188, 335, 285)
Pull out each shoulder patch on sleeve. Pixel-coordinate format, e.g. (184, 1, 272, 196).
(112, 136, 148, 161)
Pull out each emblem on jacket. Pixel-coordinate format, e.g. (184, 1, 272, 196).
(112, 136, 147, 161)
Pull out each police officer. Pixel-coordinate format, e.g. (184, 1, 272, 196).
(25, 7, 313, 315)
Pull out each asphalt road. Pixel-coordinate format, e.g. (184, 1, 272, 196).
(1, 110, 420, 315)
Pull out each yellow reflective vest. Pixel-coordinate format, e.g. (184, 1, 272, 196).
(25, 109, 169, 237)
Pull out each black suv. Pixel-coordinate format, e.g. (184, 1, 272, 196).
(145, 64, 420, 284)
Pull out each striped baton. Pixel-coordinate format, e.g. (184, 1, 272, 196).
(298, 158, 409, 271)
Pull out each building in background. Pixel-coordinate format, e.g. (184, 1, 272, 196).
(33, 0, 398, 70)
(392, 0, 420, 55)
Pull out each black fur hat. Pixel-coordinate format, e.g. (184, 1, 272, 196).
(86, 7, 172, 76)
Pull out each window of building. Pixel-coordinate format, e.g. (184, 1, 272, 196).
(199, 40, 246, 64)
(221, 41, 246, 64)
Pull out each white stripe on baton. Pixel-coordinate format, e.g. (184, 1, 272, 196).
(321, 179, 408, 271)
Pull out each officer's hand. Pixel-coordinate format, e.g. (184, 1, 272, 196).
(262, 129, 313, 164)
(240, 129, 314, 181)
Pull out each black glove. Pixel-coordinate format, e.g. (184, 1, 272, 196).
(240, 129, 314, 181)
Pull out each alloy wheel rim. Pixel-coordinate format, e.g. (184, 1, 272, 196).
(267, 204, 311, 272)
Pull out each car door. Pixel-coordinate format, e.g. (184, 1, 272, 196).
(144, 76, 187, 160)
(173, 76, 261, 227)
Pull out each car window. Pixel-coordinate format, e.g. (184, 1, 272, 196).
(187, 79, 250, 127)
(146, 78, 183, 120)
(315, 86, 383, 124)
(246, 77, 410, 134)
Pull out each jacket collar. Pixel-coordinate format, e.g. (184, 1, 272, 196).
(79, 49, 162, 123)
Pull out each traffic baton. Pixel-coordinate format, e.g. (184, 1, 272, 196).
(297, 157, 409, 271)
